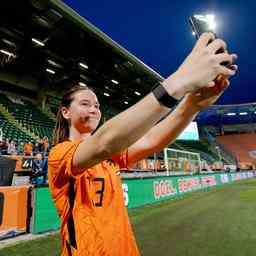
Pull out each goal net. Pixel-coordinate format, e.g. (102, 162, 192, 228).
(164, 148, 201, 175)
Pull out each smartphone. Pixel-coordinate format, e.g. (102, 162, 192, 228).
(189, 15, 216, 40)
(189, 14, 229, 66)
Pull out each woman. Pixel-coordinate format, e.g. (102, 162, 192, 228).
(48, 33, 237, 255)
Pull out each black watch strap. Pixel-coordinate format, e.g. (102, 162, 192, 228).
(152, 82, 179, 108)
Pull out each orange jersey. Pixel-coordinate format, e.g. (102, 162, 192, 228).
(48, 140, 140, 256)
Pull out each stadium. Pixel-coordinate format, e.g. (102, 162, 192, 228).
(0, 0, 256, 255)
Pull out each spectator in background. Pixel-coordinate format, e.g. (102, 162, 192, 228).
(7, 140, 17, 155)
(24, 141, 33, 156)
(31, 153, 48, 184)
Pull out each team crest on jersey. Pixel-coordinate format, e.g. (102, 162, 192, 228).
(105, 159, 120, 176)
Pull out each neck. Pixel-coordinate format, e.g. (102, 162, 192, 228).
(69, 126, 92, 141)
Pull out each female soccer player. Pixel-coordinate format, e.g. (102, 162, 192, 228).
(48, 33, 237, 255)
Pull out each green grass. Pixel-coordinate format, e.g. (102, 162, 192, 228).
(1, 179, 256, 256)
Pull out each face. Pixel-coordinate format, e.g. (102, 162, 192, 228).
(62, 89, 101, 134)
(36, 153, 43, 160)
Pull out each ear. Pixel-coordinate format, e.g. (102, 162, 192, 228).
(61, 106, 71, 120)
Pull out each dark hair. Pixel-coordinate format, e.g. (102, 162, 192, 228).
(52, 84, 95, 146)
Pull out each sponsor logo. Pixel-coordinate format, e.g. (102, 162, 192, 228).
(154, 180, 177, 199)
(178, 178, 201, 193)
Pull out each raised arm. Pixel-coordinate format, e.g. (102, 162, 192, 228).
(126, 75, 233, 165)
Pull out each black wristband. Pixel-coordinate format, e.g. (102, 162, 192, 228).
(152, 82, 179, 108)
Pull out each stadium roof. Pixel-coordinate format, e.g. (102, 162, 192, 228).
(0, 0, 164, 111)
(196, 103, 256, 126)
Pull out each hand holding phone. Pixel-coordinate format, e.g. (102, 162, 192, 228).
(161, 17, 237, 100)
(189, 14, 230, 66)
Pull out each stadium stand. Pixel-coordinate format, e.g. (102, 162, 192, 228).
(0, 108, 32, 142)
(216, 134, 256, 169)
(0, 93, 54, 140)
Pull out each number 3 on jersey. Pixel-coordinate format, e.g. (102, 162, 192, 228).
(93, 178, 105, 207)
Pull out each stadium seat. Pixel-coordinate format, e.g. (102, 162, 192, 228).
(0, 93, 55, 141)
(217, 134, 256, 168)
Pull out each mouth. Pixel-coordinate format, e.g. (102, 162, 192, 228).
(84, 117, 99, 121)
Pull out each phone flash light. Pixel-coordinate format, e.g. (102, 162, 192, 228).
(194, 14, 217, 31)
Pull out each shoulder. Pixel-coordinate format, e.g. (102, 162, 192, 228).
(48, 140, 83, 179)
(48, 140, 81, 163)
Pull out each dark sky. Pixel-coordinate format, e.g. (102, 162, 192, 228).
(63, 0, 256, 105)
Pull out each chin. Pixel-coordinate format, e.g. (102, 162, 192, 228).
(81, 124, 98, 134)
(79, 119, 99, 130)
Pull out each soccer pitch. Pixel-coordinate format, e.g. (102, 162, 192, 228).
(1, 178, 256, 256)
